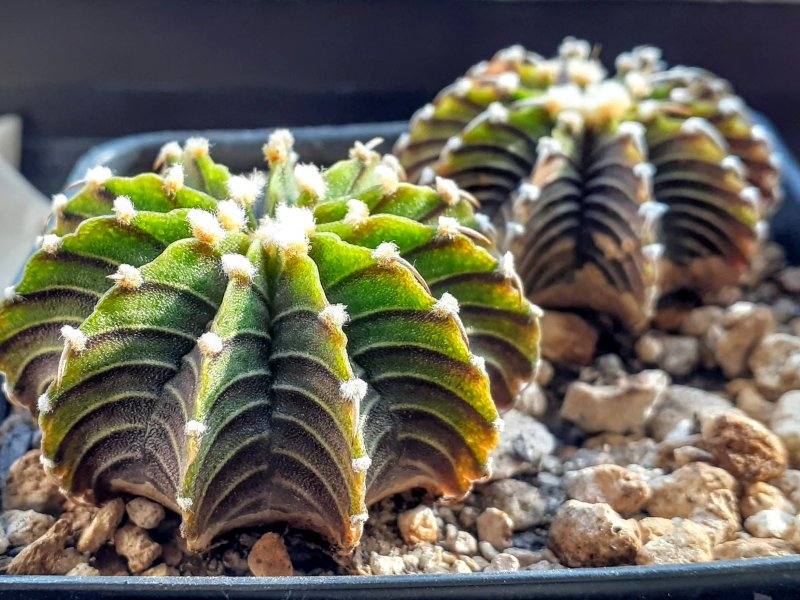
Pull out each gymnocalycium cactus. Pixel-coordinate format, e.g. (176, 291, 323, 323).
(0, 133, 540, 552)
(396, 39, 780, 333)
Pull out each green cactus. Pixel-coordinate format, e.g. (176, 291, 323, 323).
(0, 133, 539, 552)
(396, 39, 779, 333)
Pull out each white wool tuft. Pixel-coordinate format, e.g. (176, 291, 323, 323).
(374, 165, 399, 195)
(198, 332, 224, 357)
(39, 454, 56, 471)
(453, 77, 472, 97)
(718, 96, 745, 116)
(470, 353, 487, 374)
(638, 200, 669, 226)
(86, 166, 112, 188)
(350, 512, 369, 525)
(681, 117, 727, 151)
(216, 200, 247, 232)
(276, 204, 316, 236)
(226, 174, 262, 206)
(492, 417, 505, 432)
(4, 286, 20, 303)
(221, 253, 256, 283)
(61, 325, 87, 353)
(319, 303, 349, 329)
(263, 129, 295, 164)
(185, 420, 207, 437)
(721, 155, 747, 178)
(184, 137, 210, 157)
(162, 164, 185, 195)
(344, 199, 370, 228)
(431, 292, 460, 318)
(113, 195, 136, 225)
(517, 182, 541, 203)
(436, 215, 461, 239)
(444, 136, 463, 153)
(415, 103, 435, 123)
(496, 71, 520, 95)
(176, 497, 193, 511)
(556, 110, 584, 134)
(624, 72, 651, 98)
(643, 243, 665, 263)
(498, 251, 516, 280)
(188, 208, 225, 245)
(259, 205, 314, 255)
(340, 378, 368, 403)
(506, 221, 525, 240)
(294, 163, 326, 198)
(37, 393, 52, 414)
(544, 84, 583, 115)
(40, 234, 62, 255)
(567, 59, 606, 87)
(372, 242, 400, 267)
(559, 37, 591, 60)
(536, 137, 564, 163)
(351, 456, 372, 473)
(618, 121, 647, 156)
(435, 176, 461, 206)
(740, 186, 763, 210)
(486, 102, 509, 124)
(751, 124, 770, 143)
(497, 44, 526, 62)
(155, 141, 182, 166)
(349, 138, 382, 163)
(418, 167, 436, 185)
(636, 100, 661, 122)
(108, 264, 143, 290)
(51, 194, 68, 216)
(669, 87, 693, 104)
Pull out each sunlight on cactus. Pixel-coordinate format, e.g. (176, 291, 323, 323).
(0, 132, 540, 552)
(396, 38, 780, 332)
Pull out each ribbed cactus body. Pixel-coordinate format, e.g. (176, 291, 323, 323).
(0, 135, 540, 552)
(396, 40, 780, 332)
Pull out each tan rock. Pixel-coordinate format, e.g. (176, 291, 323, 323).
(445, 525, 478, 556)
(2, 450, 64, 514)
(744, 509, 794, 539)
(636, 520, 713, 565)
(397, 505, 439, 545)
(141, 563, 180, 577)
(66, 563, 101, 577)
(369, 553, 405, 575)
(647, 462, 736, 519)
(549, 500, 641, 567)
(741, 482, 795, 519)
(690, 489, 741, 545)
(478, 539, 498, 561)
(2, 509, 55, 547)
(773, 470, 800, 507)
(787, 516, 800, 551)
(749, 333, 800, 399)
(484, 553, 520, 572)
(479, 478, 547, 530)
(771, 391, 800, 468)
(540, 310, 598, 365)
(489, 409, 555, 478)
(125, 498, 166, 530)
(476, 508, 513, 551)
(713, 538, 796, 560)
(76, 498, 125, 554)
(701, 411, 787, 482)
(515, 381, 547, 418)
(681, 306, 725, 338)
(562, 370, 669, 434)
(451, 559, 472, 574)
(647, 385, 732, 441)
(635, 333, 664, 365)
(656, 335, 701, 377)
(247, 532, 293, 576)
(114, 524, 162, 574)
(711, 302, 775, 378)
(565, 464, 650, 515)
(534, 359, 554, 386)
(637, 517, 676, 544)
(7, 518, 79, 575)
(736, 385, 775, 424)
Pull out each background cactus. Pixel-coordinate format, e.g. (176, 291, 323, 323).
(0, 133, 540, 552)
(396, 39, 780, 333)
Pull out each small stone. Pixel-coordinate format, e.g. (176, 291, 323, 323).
(476, 508, 513, 551)
(771, 391, 800, 468)
(66, 563, 100, 577)
(76, 498, 125, 554)
(681, 306, 726, 338)
(489, 409, 556, 479)
(736, 384, 775, 424)
(713, 538, 796, 560)
(479, 479, 547, 530)
(162, 542, 184, 568)
(564, 464, 650, 515)
(114, 524, 162, 574)
(561, 370, 669, 434)
(787, 516, 800, 551)
(504, 547, 551, 567)
(478, 539, 499, 560)
(637, 517, 676, 544)
(690, 489, 741, 546)
(701, 411, 787, 482)
(398, 505, 439, 545)
(221, 548, 248, 575)
(125, 497, 165, 530)
(2, 510, 55, 547)
(458, 506, 479, 530)
(647, 462, 736, 519)
(741, 482, 795, 519)
(773, 470, 800, 507)
(635, 333, 664, 365)
(744, 509, 794, 539)
(484, 553, 520, 572)
(656, 335, 700, 377)
(647, 385, 732, 441)
(141, 563, 180, 577)
(2, 450, 64, 514)
(516, 381, 547, 418)
(540, 310, 598, 365)
(0, 524, 8, 555)
(458, 555, 483, 572)
(247, 532, 293, 576)
(549, 500, 641, 567)
(711, 302, 775, 377)
(749, 333, 800, 399)
(93, 545, 129, 576)
(778, 267, 800, 293)
(7, 519, 75, 575)
(636, 520, 713, 565)
(534, 359, 554, 386)
(451, 559, 472, 574)
(449, 529, 478, 556)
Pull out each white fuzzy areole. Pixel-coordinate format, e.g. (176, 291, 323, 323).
(486, 102, 509, 125)
(198, 332, 224, 357)
(418, 167, 436, 185)
(184, 137, 209, 157)
(108, 264, 143, 290)
(40, 234, 62, 255)
(51, 193, 68, 216)
(681, 117, 728, 151)
(86, 166, 112, 189)
(643, 242, 665, 262)
(740, 186, 763, 210)
(544, 83, 583, 115)
(113, 195, 136, 225)
(39, 454, 56, 471)
(374, 165, 399, 195)
(492, 417, 505, 432)
(227, 174, 263, 207)
(319, 303, 349, 329)
(498, 251, 516, 280)
(188, 209, 225, 245)
(372, 242, 399, 267)
(496, 71, 520, 95)
(470, 353, 487, 374)
(216, 200, 246, 232)
(259, 206, 314, 256)
(221, 253, 256, 283)
(517, 182, 541, 203)
(436, 216, 460, 239)
(556, 110, 585, 135)
(263, 129, 295, 164)
(176, 497, 194, 511)
(350, 512, 369, 525)
(624, 72, 651, 98)
(162, 164, 185, 195)
(294, 163, 326, 198)
(559, 36, 591, 59)
(431, 292, 460, 318)
(344, 199, 370, 228)
(435, 176, 460, 206)
(618, 121, 647, 157)
(349, 138, 382, 163)
(156, 141, 182, 166)
(453, 77, 472, 97)
(721, 155, 747, 178)
(3, 286, 20, 303)
(340, 378, 368, 403)
(185, 419, 207, 437)
(61, 325, 87, 353)
(37, 393, 52, 414)
(415, 103, 435, 123)
(351, 455, 372, 473)
(536, 136, 564, 164)
(497, 44, 526, 63)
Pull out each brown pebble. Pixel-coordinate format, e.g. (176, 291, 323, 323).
(76, 498, 125, 554)
(247, 532, 293, 576)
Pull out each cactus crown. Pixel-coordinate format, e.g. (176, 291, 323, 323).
(396, 38, 780, 333)
(0, 132, 540, 552)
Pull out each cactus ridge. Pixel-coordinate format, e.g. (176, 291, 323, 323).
(397, 39, 780, 331)
(0, 133, 539, 552)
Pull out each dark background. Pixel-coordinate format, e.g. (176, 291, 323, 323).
(2, 0, 799, 193)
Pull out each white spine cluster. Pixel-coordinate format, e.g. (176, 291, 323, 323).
(3, 286, 20, 303)
(444, 136, 463, 154)
(486, 102, 510, 125)
(198, 332, 224, 357)
(221, 253, 256, 284)
(294, 163, 326, 198)
(435, 176, 460, 206)
(184, 137, 210, 157)
(319, 303, 349, 329)
(263, 129, 295, 164)
(374, 165, 399, 195)
(340, 378, 368, 403)
(216, 200, 246, 232)
(108, 264, 143, 290)
(351, 455, 372, 473)
(61, 325, 88, 353)
(344, 199, 370, 228)
(162, 164, 185, 195)
(643, 242, 665, 263)
(633, 162, 656, 201)
(40, 234, 63, 255)
(559, 37, 591, 59)
(372, 242, 400, 267)
(436, 216, 461, 239)
(349, 138, 382, 163)
(51, 194, 68, 216)
(37, 392, 52, 415)
(431, 292, 460, 318)
(86, 166, 112, 189)
(113, 195, 136, 225)
(536, 137, 564, 164)
(185, 419, 207, 438)
(188, 209, 226, 245)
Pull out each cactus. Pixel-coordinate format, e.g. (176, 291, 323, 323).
(0, 133, 539, 552)
(396, 39, 780, 333)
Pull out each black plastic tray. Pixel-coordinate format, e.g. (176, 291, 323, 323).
(1, 120, 799, 598)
